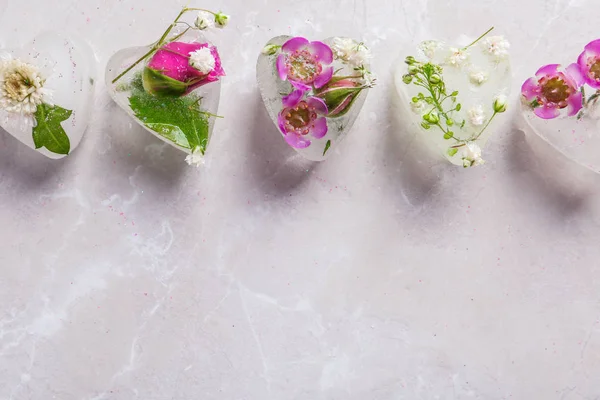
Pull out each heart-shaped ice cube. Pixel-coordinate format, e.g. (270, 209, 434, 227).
(0, 32, 95, 159)
(105, 28, 222, 166)
(257, 36, 373, 161)
(394, 29, 511, 168)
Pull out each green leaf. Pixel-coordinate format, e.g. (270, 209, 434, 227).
(447, 148, 458, 157)
(32, 103, 72, 155)
(128, 74, 210, 151)
(323, 140, 332, 156)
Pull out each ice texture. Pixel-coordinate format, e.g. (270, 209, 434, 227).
(0, 32, 95, 159)
(257, 36, 369, 161)
(394, 37, 511, 166)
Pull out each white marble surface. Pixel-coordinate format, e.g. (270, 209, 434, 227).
(1, 0, 600, 399)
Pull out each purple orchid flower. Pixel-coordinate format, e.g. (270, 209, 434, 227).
(277, 89, 328, 149)
(276, 37, 334, 91)
(521, 63, 585, 119)
(577, 39, 600, 89)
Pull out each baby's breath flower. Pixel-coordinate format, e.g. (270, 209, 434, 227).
(469, 69, 489, 85)
(189, 48, 216, 75)
(185, 146, 205, 167)
(482, 36, 510, 60)
(195, 11, 214, 30)
(214, 12, 230, 28)
(467, 105, 486, 126)
(331, 38, 371, 67)
(448, 47, 468, 67)
(462, 142, 484, 168)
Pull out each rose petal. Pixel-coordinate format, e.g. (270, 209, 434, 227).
(310, 117, 328, 139)
(307, 41, 334, 64)
(535, 64, 560, 79)
(521, 77, 540, 101)
(290, 80, 311, 91)
(534, 104, 560, 119)
(282, 89, 304, 108)
(285, 132, 311, 149)
(584, 39, 600, 56)
(307, 96, 328, 115)
(566, 62, 585, 88)
(313, 66, 334, 89)
(282, 37, 309, 53)
(566, 90, 583, 117)
(276, 54, 288, 81)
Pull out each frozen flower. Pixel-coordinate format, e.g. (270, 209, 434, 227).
(467, 105, 486, 126)
(277, 37, 334, 90)
(185, 146, 205, 167)
(189, 47, 216, 75)
(493, 94, 508, 113)
(447, 47, 468, 67)
(214, 12, 230, 28)
(143, 42, 224, 97)
(469, 69, 489, 85)
(277, 90, 328, 149)
(0, 55, 52, 122)
(461, 141, 484, 168)
(482, 35, 510, 59)
(314, 77, 366, 117)
(331, 37, 371, 67)
(410, 99, 427, 114)
(577, 39, 600, 89)
(419, 40, 440, 59)
(195, 11, 214, 30)
(521, 63, 584, 119)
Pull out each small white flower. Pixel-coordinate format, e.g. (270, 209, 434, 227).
(493, 94, 508, 113)
(467, 105, 486, 126)
(195, 11, 214, 30)
(448, 47, 468, 67)
(469, 69, 489, 85)
(214, 12, 230, 28)
(185, 146, 205, 167)
(410, 100, 427, 114)
(482, 36, 510, 60)
(462, 141, 485, 168)
(331, 38, 371, 67)
(189, 47, 216, 75)
(419, 40, 440, 59)
(362, 71, 376, 86)
(0, 56, 52, 119)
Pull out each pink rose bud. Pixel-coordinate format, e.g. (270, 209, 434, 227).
(143, 42, 225, 98)
(314, 77, 365, 117)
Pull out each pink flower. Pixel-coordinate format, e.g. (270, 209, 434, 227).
(276, 37, 334, 91)
(143, 42, 225, 97)
(577, 39, 600, 89)
(521, 63, 584, 119)
(277, 90, 328, 149)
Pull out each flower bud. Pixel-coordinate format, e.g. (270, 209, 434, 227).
(430, 74, 442, 84)
(493, 94, 508, 113)
(405, 56, 416, 65)
(423, 112, 439, 124)
(402, 74, 413, 84)
(314, 77, 364, 118)
(408, 65, 419, 75)
(262, 44, 281, 56)
(215, 12, 230, 28)
(195, 12, 213, 30)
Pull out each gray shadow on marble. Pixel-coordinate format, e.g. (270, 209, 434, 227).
(505, 124, 592, 217)
(0, 127, 76, 189)
(383, 81, 446, 207)
(101, 96, 187, 188)
(245, 93, 316, 196)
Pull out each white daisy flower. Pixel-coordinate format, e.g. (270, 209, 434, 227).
(0, 55, 52, 124)
(185, 146, 205, 167)
(462, 141, 485, 168)
(467, 105, 486, 126)
(482, 36, 510, 60)
(189, 48, 216, 75)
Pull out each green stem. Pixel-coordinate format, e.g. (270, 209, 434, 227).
(463, 26, 494, 50)
(111, 8, 193, 84)
(472, 111, 497, 141)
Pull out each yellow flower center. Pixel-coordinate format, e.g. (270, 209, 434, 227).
(539, 76, 572, 108)
(286, 49, 322, 83)
(283, 101, 318, 135)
